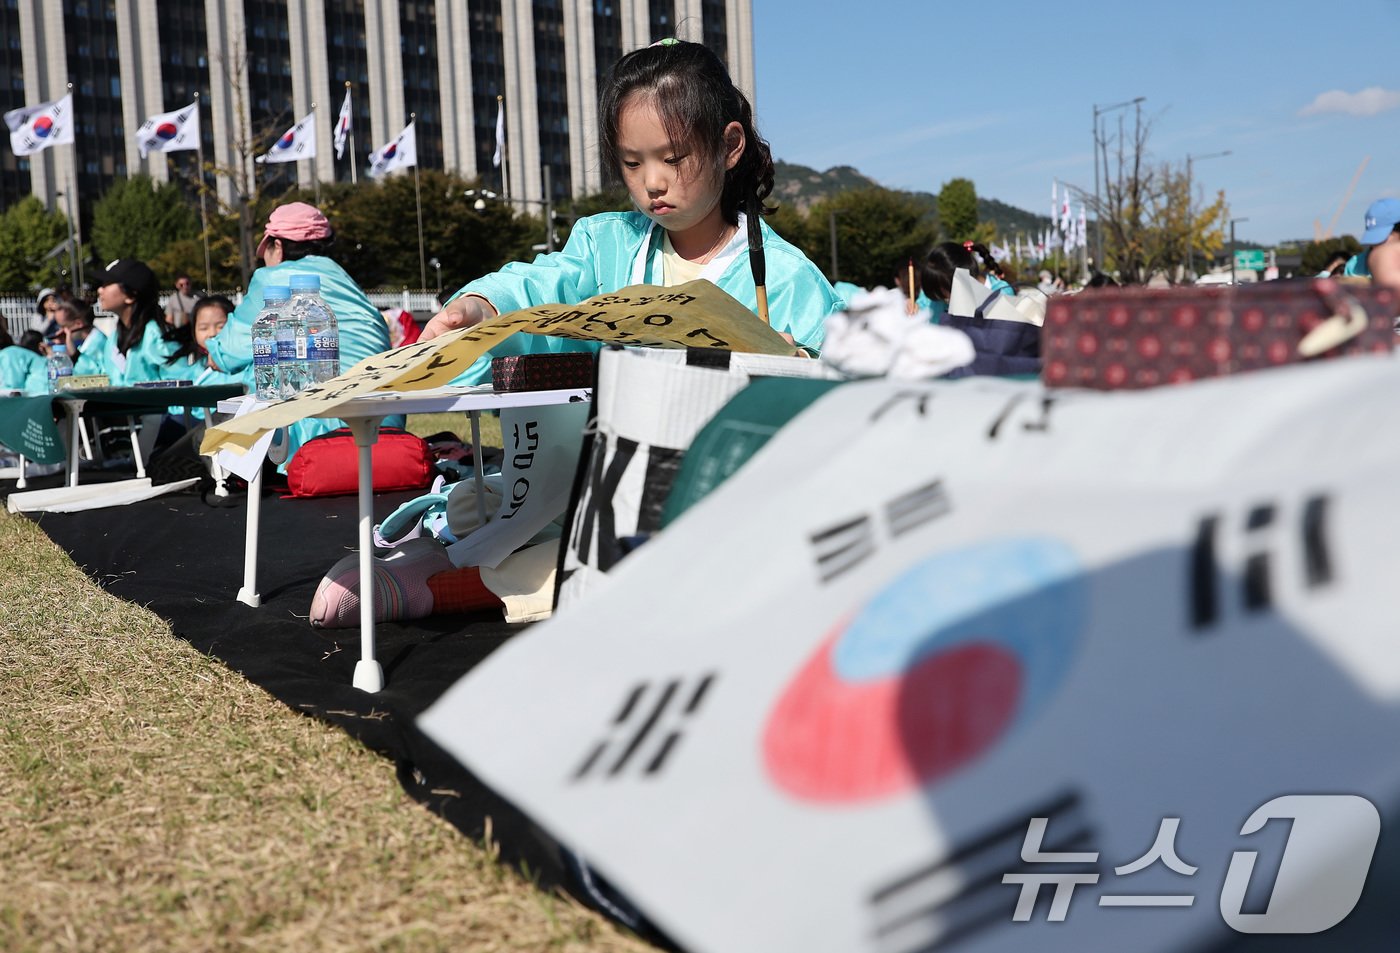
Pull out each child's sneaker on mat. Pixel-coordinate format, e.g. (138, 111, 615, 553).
(309, 538, 452, 628)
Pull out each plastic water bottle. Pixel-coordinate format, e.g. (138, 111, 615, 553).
(289, 274, 339, 384)
(276, 281, 311, 397)
(46, 348, 73, 392)
(252, 284, 288, 401)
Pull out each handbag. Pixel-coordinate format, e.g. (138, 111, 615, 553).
(941, 274, 1042, 378)
(285, 426, 434, 498)
(1041, 278, 1398, 390)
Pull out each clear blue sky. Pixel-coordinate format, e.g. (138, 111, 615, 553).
(750, 0, 1399, 247)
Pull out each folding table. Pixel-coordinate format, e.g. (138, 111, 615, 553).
(218, 384, 591, 692)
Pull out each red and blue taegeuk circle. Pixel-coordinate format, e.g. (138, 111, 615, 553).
(382, 143, 397, 160)
(156, 122, 179, 140)
(276, 131, 295, 150)
(33, 116, 54, 138)
(762, 537, 1086, 804)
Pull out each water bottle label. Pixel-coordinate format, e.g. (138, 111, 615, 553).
(253, 340, 276, 363)
(295, 335, 308, 360)
(308, 333, 339, 362)
(276, 337, 297, 360)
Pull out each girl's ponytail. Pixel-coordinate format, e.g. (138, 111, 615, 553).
(725, 95, 774, 220)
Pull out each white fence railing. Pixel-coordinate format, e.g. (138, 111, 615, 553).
(2, 289, 441, 340)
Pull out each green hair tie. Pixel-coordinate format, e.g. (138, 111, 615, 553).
(650, 37, 679, 47)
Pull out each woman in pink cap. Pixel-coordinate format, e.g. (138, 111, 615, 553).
(203, 201, 392, 464)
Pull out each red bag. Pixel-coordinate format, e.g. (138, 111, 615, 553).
(1042, 278, 1397, 390)
(285, 426, 434, 498)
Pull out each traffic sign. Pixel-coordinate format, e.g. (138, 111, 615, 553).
(1234, 249, 1266, 271)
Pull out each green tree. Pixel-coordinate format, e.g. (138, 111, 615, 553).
(805, 187, 937, 289)
(937, 178, 979, 242)
(90, 175, 199, 278)
(1300, 235, 1361, 276)
(0, 196, 72, 291)
(1105, 162, 1226, 283)
(1075, 108, 1232, 284)
(328, 171, 537, 290)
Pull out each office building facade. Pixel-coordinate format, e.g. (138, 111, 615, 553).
(2, 0, 754, 228)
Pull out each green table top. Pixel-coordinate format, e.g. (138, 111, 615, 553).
(0, 384, 245, 465)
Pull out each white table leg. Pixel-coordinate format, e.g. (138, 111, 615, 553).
(348, 416, 384, 693)
(128, 415, 146, 478)
(77, 417, 93, 461)
(15, 454, 27, 489)
(65, 402, 84, 487)
(469, 409, 487, 527)
(235, 464, 263, 607)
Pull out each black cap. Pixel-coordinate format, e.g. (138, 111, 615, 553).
(91, 259, 158, 303)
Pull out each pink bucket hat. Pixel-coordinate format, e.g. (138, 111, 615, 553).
(256, 202, 333, 259)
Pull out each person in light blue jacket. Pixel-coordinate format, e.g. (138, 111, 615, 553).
(77, 258, 173, 386)
(0, 329, 48, 394)
(1343, 197, 1400, 284)
(203, 201, 393, 465)
(154, 295, 244, 410)
(420, 39, 842, 375)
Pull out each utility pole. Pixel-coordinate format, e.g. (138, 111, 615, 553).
(1186, 150, 1230, 280)
(828, 208, 840, 282)
(1091, 97, 1144, 272)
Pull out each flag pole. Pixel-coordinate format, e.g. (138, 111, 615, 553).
(498, 94, 509, 200)
(310, 102, 320, 204)
(411, 113, 426, 290)
(193, 91, 212, 290)
(347, 82, 358, 185)
(65, 81, 83, 290)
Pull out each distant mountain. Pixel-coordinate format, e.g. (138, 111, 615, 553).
(772, 160, 1053, 238)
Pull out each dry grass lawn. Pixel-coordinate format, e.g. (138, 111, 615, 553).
(0, 412, 650, 953)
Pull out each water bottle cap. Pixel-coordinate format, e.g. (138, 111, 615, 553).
(288, 274, 321, 291)
(263, 285, 291, 302)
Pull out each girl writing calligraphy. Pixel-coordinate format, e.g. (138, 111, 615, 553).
(421, 39, 842, 378)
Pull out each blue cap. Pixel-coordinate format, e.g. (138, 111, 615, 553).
(263, 285, 290, 302)
(1361, 197, 1400, 244)
(289, 274, 321, 291)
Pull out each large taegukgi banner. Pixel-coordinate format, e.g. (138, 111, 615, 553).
(420, 354, 1400, 953)
(200, 280, 794, 458)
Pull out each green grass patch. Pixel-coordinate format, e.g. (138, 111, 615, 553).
(0, 509, 650, 953)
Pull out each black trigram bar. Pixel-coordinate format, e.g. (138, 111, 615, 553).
(1243, 503, 1276, 612)
(1190, 494, 1334, 632)
(1301, 495, 1333, 588)
(1190, 515, 1220, 630)
(868, 790, 1093, 953)
(872, 391, 934, 422)
(886, 479, 951, 538)
(811, 514, 877, 583)
(571, 673, 718, 782)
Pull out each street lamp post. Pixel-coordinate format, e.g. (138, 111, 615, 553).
(467, 180, 560, 252)
(1091, 96, 1145, 271)
(828, 208, 844, 282)
(1185, 150, 1231, 279)
(1229, 217, 1249, 285)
